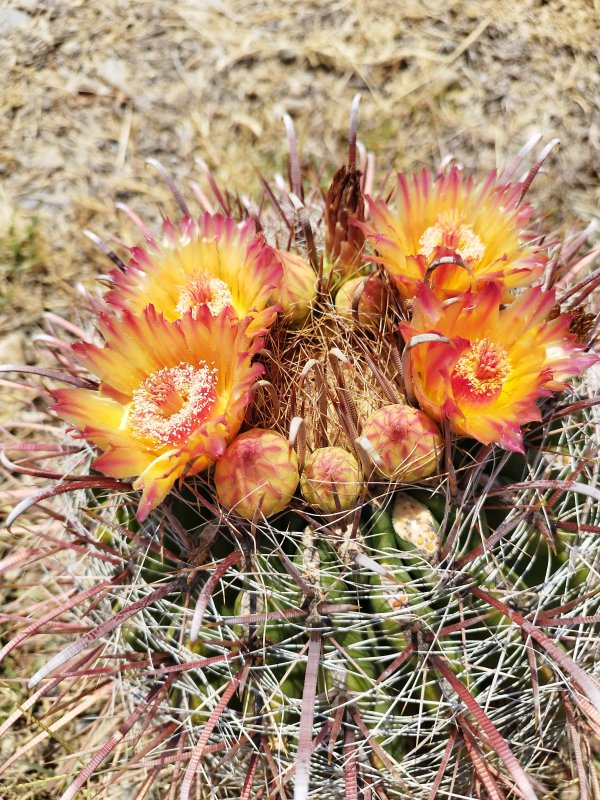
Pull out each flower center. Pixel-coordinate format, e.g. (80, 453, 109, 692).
(451, 338, 511, 402)
(176, 273, 233, 318)
(129, 362, 218, 447)
(419, 212, 485, 264)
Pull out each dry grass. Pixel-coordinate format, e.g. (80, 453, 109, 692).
(1, 0, 599, 796)
(1, 0, 599, 333)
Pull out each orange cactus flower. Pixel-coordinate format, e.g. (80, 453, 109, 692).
(106, 214, 283, 338)
(53, 306, 264, 521)
(400, 282, 598, 452)
(360, 167, 546, 300)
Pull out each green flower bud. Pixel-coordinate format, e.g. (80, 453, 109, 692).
(335, 275, 386, 328)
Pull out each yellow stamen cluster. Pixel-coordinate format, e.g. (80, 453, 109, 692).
(452, 338, 511, 399)
(175, 274, 233, 318)
(129, 362, 218, 448)
(419, 212, 485, 264)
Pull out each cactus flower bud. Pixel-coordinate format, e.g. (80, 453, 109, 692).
(324, 163, 366, 275)
(360, 404, 442, 482)
(214, 428, 299, 519)
(300, 446, 363, 513)
(335, 274, 386, 327)
(276, 251, 317, 324)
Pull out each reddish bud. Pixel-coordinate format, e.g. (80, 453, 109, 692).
(300, 447, 363, 513)
(214, 428, 299, 519)
(360, 404, 442, 482)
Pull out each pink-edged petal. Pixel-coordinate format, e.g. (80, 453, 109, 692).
(133, 452, 187, 522)
(71, 341, 148, 397)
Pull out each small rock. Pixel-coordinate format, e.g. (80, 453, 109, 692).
(29, 143, 64, 172)
(0, 331, 26, 365)
(0, 9, 31, 36)
(0, 40, 17, 72)
(96, 57, 130, 97)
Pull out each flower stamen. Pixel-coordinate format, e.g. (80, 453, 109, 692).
(130, 362, 218, 447)
(419, 212, 485, 264)
(176, 274, 233, 318)
(452, 338, 511, 401)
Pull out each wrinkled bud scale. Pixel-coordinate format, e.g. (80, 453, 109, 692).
(360, 403, 442, 482)
(392, 492, 440, 558)
(300, 446, 363, 513)
(214, 428, 299, 519)
(324, 163, 366, 275)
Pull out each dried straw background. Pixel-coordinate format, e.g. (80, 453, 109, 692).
(0, 0, 599, 796)
(1, 0, 599, 337)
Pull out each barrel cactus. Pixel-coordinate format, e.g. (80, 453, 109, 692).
(2, 105, 599, 800)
